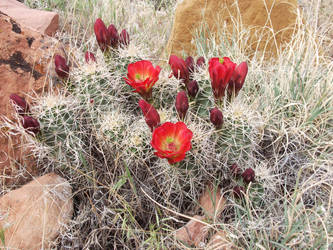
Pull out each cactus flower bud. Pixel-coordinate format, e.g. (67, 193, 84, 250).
(175, 91, 189, 120)
(196, 56, 205, 68)
(168, 55, 190, 85)
(185, 56, 195, 73)
(230, 163, 241, 177)
(108, 24, 119, 49)
(85, 51, 96, 64)
(94, 18, 110, 52)
(138, 99, 160, 132)
(54, 54, 69, 79)
(242, 168, 255, 183)
(22, 116, 40, 135)
(119, 29, 130, 47)
(233, 186, 245, 199)
(186, 80, 199, 98)
(228, 61, 248, 98)
(209, 107, 223, 129)
(9, 94, 29, 115)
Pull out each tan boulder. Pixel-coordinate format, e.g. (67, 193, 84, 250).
(0, 0, 59, 36)
(0, 173, 73, 250)
(166, 0, 298, 59)
(0, 12, 64, 185)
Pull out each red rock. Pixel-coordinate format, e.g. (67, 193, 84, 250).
(0, 173, 73, 250)
(0, 12, 64, 185)
(0, 0, 59, 36)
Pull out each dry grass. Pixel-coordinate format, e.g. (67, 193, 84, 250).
(1, 0, 332, 249)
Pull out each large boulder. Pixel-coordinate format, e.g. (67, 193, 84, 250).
(0, 11, 64, 185)
(166, 0, 298, 59)
(0, 173, 73, 249)
(0, 0, 59, 36)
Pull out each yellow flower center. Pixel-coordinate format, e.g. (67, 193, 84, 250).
(219, 58, 224, 64)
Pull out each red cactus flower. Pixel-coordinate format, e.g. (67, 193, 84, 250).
(233, 186, 245, 199)
(242, 168, 255, 183)
(10, 94, 29, 115)
(108, 24, 119, 49)
(22, 116, 40, 135)
(168, 55, 189, 85)
(54, 54, 69, 79)
(196, 56, 205, 68)
(138, 99, 160, 131)
(124, 60, 161, 100)
(208, 57, 236, 101)
(94, 18, 110, 52)
(151, 122, 193, 164)
(230, 163, 242, 177)
(228, 61, 248, 98)
(210, 107, 223, 129)
(85, 51, 96, 64)
(186, 80, 199, 98)
(175, 91, 189, 120)
(119, 29, 130, 47)
(185, 56, 195, 73)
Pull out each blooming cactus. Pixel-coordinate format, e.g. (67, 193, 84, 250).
(94, 18, 110, 52)
(151, 122, 193, 164)
(228, 61, 248, 98)
(10, 94, 29, 115)
(138, 99, 160, 132)
(124, 60, 161, 100)
(54, 54, 69, 79)
(208, 57, 236, 101)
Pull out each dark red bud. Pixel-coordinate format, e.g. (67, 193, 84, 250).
(175, 91, 189, 120)
(210, 107, 223, 129)
(230, 163, 242, 177)
(138, 99, 160, 132)
(185, 56, 195, 73)
(186, 80, 199, 98)
(22, 116, 40, 135)
(233, 186, 245, 199)
(119, 29, 130, 47)
(168, 55, 189, 84)
(108, 24, 119, 49)
(85, 51, 96, 64)
(196, 56, 205, 68)
(9, 94, 29, 115)
(94, 18, 110, 52)
(242, 168, 255, 183)
(54, 54, 69, 79)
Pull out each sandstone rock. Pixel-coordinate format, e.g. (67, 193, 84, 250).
(199, 184, 226, 219)
(0, 173, 73, 250)
(0, 12, 64, 185)
(0, 0, 59, 36)
(175, 215, 208, 247)
(166, 0, 298, 59)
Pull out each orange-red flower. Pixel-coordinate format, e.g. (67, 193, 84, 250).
(208, 57, 236, 101)
(124, 60, 161, 100)
(151, 122, 193, 164)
